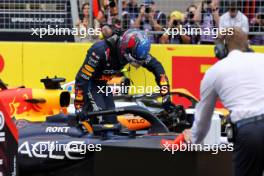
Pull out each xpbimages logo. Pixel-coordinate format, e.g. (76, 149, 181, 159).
(96, 84, 167, 96)
(162, 141, 234, 155)
(163, 27, 234, 39)
(31, 25, 101, 38)
(18, 140, 102, 160)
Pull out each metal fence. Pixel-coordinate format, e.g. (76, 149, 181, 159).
(77, 0, 264, 31)
(81, 0, 263, 44)
(0, 0, 74, 32)
(0, 0, 263, 42)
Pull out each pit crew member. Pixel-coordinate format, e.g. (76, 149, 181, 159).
(184, 28, 264, 176)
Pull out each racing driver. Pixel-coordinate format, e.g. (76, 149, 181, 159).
(74, 29, 174, 124)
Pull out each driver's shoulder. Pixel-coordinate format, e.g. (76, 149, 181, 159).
(91, 40, 108, 51)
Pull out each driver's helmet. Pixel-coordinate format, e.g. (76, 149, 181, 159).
(120, 29, 151, 65)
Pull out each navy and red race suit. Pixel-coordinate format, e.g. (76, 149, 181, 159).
(74, 38, 171, 124)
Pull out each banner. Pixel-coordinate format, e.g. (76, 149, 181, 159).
(0, 42, 263, 106)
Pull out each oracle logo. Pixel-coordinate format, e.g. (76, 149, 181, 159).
(0, 111, 6, 142)
(0, 55, 4, 73)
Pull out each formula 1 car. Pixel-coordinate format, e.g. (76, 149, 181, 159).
(0, 78, 179, 176)
(63, 80, 229, 134)
(112, 90, 229, 134)
(0, 77, 229, 176)
(0, 76, 229, 135)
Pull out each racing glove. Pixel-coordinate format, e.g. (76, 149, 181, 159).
(159, 74, 175, 112)
(162, 94, 176, 113)
(74, 87, 87, 121)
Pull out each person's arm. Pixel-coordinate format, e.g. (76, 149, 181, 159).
(180, 25, 191, 44)
(157, 13, 167, 29)
(159, 34, 169, 44)
(194, 2, 203, 23)
(75, 19, 85, 39)
(150, 19, 163, 31)
(122, 13, 131, 30)
(175, 23, 191, 44)
(96, 10, 106, 24)
(142, 55, 173, 110)
(133, 6, 144, 28)
(133, 15, 142, 28)
(212, 3, 220, 27)
(219, 15, 224, 29)
(191, 69, 218, 144)
(74, 46, 105, 113)
(142, 55, 167, 87)
(79, 46, 104, 81)
(93, 19, 101, 29)
(149, 13, 163, 31)
(76, 19, 81, 27)
(180, 35, 191, 44)
(242, 15, 249, 33)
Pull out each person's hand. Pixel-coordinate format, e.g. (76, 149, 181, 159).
(96, 11, 106, 23)
(139, 5, 145, 18)
(211, 2, 219, 14)
(162, 94, 175, 112)
(168, 18, 180, 29)
(82, 19, 89, 28)
(250, 17, 258, 24)
(148, 11, 155, 21)
(76, 108, 87, 121)
(76, 20, 81, 27)
(183, 129, 192, 143)
(168, 18, 174, 28)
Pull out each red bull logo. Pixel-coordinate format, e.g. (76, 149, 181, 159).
(0, 88, 42, 116)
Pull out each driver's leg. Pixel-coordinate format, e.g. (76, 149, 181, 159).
(103, 91, 117, 124)
(85, 81, 117, 124)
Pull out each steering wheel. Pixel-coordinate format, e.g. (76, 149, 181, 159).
(133, 93, 193, 132)
(157, 104, 192, 133)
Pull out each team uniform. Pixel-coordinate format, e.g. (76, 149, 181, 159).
(191, 50, 264, 176)
(74, 30, 171, 124)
